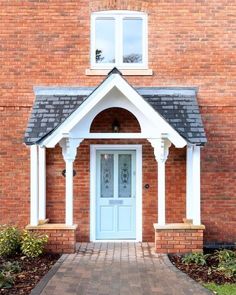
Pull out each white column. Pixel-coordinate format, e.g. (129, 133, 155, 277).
(148, 138, 171, 225)
(38, 147, 46, 221)
(65, 159, 74, 226)
(186, 145, 193, 220)
(158, 159, 166, 225)
(193, 146, 201, 225)
(30, 145, 39, 226)
(60, 138, 83, 226)
(186, 145, 201, 225)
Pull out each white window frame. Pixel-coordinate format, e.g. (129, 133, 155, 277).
(91, 11, 148, 70)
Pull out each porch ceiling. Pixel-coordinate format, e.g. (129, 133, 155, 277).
(24, 71, 206, 146)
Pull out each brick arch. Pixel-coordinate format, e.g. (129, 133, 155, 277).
(90, 107, 141, 133)
(89, 0, 150, 13)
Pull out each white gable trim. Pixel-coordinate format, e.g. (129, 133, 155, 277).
(41, 73, 187, 148)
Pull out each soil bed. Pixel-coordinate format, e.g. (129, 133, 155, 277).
(169, 250, 236, 285)
(0, 253, 60, 295)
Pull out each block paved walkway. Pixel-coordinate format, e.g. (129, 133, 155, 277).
(36, 243, 212, 295)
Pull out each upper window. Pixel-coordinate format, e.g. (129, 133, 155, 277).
(91, 11, 148, 69)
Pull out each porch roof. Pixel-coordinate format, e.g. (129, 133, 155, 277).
(24, 78, 206, 146)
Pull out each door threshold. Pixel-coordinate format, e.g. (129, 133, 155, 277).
(92, 239, 140, 242)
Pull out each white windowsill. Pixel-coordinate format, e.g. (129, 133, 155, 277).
(85, 68, 153, 76)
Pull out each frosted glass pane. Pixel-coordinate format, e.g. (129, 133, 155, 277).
(101, 154, 114, 198)
(123, 19, 143, 63)
(118, 154, 131, 198)
(95, 19, 115, 63)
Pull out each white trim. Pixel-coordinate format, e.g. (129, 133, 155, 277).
(148, 138, 171, 225)
(186, 145, 201, 225)
(30, 145, 39, 226)
(90, 11, 148, 70)
(192, 146, 201, 225)
(90, 144, 142, 242)
(85, 68, 153, 76)
(65, 159, 74, 226)
(38, 147, 46, 221)
(33, 86, 196, 96)
(186, 145, 193, 220)
(41, 74, 187, 148)
(158, 161, 165, 225)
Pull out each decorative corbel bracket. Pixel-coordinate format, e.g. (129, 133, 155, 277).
(59, 138, 83, 162)
(148, 137, 172, 163)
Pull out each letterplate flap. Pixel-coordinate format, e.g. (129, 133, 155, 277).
(109, 200, 123, 205)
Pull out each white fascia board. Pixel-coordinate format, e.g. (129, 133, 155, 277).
(42, 74, 118, 147)
(42, 73, 187, 148)
(114, 76, 187, 148)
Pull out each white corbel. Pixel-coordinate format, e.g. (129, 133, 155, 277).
(148, 137, 171, 163)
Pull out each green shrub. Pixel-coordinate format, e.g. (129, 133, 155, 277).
(0, 271, 14, 289)
(214, 249, 236, 278)
(214, 249, 236, 264)
(217, 261, 236, 278)
(0, 226, 21, 256)
(182, 252, 209, 266)
(1, 261, 21, 274)
(0, 261, 20, 289)
(21, 230, 48, 258)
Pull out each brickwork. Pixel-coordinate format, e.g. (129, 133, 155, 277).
(0, 1, 235, 245)
(155, 229, 204, 254)
(90, 107, 141, 133)
(27, 227, 77, 254)
(38, 243, 210, 295)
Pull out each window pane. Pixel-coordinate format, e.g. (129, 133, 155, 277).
(118, 154, 131, 198)
(123, 18, 143, 63)
(101, 154, 114, 198)
(95, 19, 115, 63)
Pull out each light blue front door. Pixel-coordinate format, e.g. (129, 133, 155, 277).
(96, 150, 136, 240)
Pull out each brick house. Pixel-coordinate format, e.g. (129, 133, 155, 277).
(1, 1, 235, 254)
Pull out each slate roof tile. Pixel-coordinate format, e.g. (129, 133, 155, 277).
(24, 88, 206, 146)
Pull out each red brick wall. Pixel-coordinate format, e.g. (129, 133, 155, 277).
(28, 228, 77, 253)
(90, 107, 141, 133)
(0, 1, 235, 244)
(0, 107, 30, 227)
(155, 229, 204, 254)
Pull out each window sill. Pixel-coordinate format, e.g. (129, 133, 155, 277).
(85, 68, 153, 76)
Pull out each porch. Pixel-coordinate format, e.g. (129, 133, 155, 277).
(25, 69, 206, 253)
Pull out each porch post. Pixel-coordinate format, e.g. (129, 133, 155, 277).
(65, 158, 74, 226)
(186, 145, 193, 220)
(30, 145, 39, 226)
(148, 138, 171, 225)
(186, 145, 201, 225)
(38, 146, 46, 221)
(158, 159, 166, 225)
(60, 138, 83, 226)
(193, 146, 201, 225)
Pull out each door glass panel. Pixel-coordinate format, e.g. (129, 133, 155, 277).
(123, 18, 143, 63)
(101, 154, 114, 198)
(95, 18, 115, 63)
(118, 154, 131, 198)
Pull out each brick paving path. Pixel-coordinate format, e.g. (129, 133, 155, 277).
(38, 243, 211, 295)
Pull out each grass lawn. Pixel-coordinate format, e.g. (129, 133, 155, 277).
(203, 283, 236, 295)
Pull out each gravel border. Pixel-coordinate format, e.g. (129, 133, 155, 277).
(30, 254, 68, 295)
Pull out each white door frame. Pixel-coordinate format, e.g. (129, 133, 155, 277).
(90, 144, 142, 242)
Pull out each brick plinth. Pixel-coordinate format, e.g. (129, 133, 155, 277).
(26, 224, 78, 254)
(154, 223, 205, 254)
